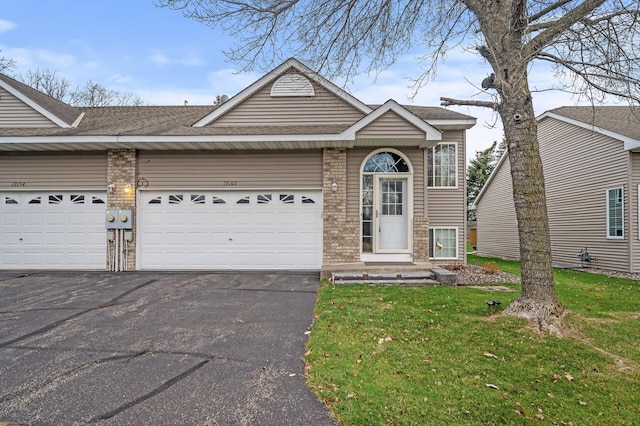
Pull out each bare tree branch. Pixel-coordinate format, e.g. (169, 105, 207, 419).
(440, 97, 499, 110)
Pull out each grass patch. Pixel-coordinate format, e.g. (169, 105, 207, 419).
(305, 257, 640, 425)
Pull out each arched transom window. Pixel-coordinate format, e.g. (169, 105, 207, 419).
(363, 152, 410, 173)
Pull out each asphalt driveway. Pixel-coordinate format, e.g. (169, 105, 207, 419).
(0, 270, 336, 425)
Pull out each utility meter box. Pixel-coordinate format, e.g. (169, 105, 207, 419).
(105, 209, 133, 229)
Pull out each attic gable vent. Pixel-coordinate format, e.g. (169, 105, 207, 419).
(270, 73, 315, 97)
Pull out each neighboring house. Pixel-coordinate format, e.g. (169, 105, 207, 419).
(0, 58, 475, 274)
(475, 106, 640, 273)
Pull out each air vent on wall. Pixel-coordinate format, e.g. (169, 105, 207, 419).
(270, 73, 315, 97)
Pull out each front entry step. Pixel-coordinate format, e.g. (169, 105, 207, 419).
(331, 270, 440, 286)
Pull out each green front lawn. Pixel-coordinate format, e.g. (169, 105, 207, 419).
(305, 256, 640, 425)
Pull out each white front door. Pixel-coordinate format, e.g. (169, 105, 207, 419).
(376, 177, 408, 252)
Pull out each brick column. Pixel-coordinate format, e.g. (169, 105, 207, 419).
(107, 149, 137, 270)
(413, 216, 430, 262)
(322, 148, 360, 264)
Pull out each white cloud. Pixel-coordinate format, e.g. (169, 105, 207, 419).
(149, 50, 205, 67)
(36, 49, 75, 68)
(108, 73, 134, 84)
(149, 52, 171, 65)
(0, 19, 17, 33)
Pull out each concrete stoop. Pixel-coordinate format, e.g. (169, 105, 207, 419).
(331, 268, 457, 286)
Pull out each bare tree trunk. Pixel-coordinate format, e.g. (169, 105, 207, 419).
(498, 76, 564, 334)
(465, 0, 565, 334)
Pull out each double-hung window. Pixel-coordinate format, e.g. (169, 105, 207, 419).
(606, 187, 624, 238)
(429, 228, 458, 259)
(427, 143, 457, 187)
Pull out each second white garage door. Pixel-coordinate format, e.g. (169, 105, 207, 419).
(138, 190, 323, 270)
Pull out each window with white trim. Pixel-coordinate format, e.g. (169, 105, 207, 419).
(427, 143, 457, 187)
(429, 228, 458, 259)
(606, 187, 624, 238)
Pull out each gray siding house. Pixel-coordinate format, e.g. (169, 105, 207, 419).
(475, 106, 640, 272)
(0, 58, 475, 274)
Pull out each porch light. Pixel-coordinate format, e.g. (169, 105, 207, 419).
(124, 184, 133, 194)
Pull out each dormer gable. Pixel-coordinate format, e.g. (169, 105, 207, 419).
(0, 73, 82, 128)
(193, 58, 372, 127)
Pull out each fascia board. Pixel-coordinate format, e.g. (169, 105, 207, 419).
(0, 79, 71, 128)
(0, 133, 356, 144)
(193, 58, 372, 127)
(342, 99, 442, 141)
(538, 111, 640, 151)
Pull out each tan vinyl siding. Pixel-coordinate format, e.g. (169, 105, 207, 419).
(345, 147, 425, 217)
(0, 152, 107, 189)
(356, 111, 425, 138)
(475, 157, 520, 259)
(138, 150, 322, 189)
(478, 118, 633, 271)
(539, 118, 630, 271)
(631, 152, 640, 273)
(426, 131, 467, 260)
(210, 79, 364, 126)
(0, 87, 56, 128)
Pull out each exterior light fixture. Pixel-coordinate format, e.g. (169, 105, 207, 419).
(331, 182, 338, 192)
(124, 184, 133, 194)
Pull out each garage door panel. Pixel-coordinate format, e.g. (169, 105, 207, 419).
(3, 212, 21, 225)
(23, 232, 43, 244)
(139, 190, 322, 270)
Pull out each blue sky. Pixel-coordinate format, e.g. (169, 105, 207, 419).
(0, 0, 604, 161)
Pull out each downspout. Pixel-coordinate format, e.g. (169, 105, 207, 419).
(627, 151, 634, 273)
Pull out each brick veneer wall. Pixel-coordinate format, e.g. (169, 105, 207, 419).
(413, 216, 430, 262)
(106, 149, 137, 271)
(322, 148, 360, 264)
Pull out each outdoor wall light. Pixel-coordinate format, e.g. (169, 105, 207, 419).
(107, 183, 115, 193)
(331, 182, 338, 192)
(124, 184, 133, 194)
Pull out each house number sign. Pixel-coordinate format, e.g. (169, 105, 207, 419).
(223, 181, 238, 186)
(10, 182, 26, 187)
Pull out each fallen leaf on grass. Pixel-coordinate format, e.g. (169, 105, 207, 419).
(484, 352, 498, 359)
(536, 413, 545, 420)
(579, 400, 587, 406)
(485, 384, 500, 390)
(565, 373, 574, 381)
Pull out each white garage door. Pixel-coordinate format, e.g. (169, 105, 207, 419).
(0, 192, 107, 269)
(138, 191, 323, 270)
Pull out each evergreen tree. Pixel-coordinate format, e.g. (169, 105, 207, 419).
(467, 141, 500, 221)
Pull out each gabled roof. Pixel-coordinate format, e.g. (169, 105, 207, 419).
(539, 106, 640, 151)
(0, 58, 476, 151)
(193, 58, 372, 127)
(0, 73, 82, 128)
(346, 100, 442, 142)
